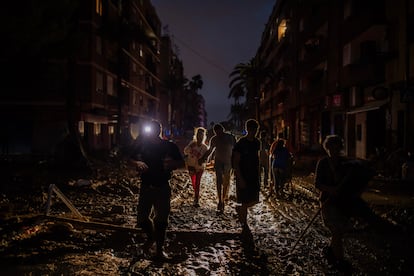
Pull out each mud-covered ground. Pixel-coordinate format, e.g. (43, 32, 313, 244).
(1, 160, 413, 275)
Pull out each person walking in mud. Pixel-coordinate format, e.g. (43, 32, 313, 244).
(184, 127, 209, 207)
(259, 130, 271, 189)
(270, 138, 293, 198)
(315, 134, 383, 272)
(199, 123, 236, 213)
(232, 119, 261, 235)
(130, 120, 185, 261)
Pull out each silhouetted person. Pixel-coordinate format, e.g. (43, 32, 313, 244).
(233, 119, 261, 235)
(270, 139, 293, 198)
(259, 130, 271, 189)
(200, 123, 236, 213)
(315, 134, 380, 272)
(130, 120, 185, 261)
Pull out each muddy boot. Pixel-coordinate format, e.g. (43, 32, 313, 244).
(154, 246, 172, 262)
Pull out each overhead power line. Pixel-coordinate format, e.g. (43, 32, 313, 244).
(172, 35, 231, 75)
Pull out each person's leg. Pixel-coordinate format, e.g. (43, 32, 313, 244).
(137, 187, 155, 252)
(330, 232, 344, 260)
(274, 168, 281, 197)
(190, 173, 197, 195)
(236, 203, 248, 226)
(322, 203, 351, 270)
(194, 170, 203, 205)
(279, 169, 286, 196)
(215, 163, 224, 211)
(222, 166, 231, 202)
(270, 167, 275, 194)
(263, 163, 269, 187)
(153, 187, 171, 258)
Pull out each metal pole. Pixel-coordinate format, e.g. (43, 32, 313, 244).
(289, 207, 322, 254)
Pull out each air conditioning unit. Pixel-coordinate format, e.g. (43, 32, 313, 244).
(349, 86, 362, 107)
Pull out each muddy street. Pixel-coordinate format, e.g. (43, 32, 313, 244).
(1, 167, 413, 275)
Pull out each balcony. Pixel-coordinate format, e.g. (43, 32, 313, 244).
(298, 3, 329, 39)
(342, 62, 385, 86)
(299, 42, 327, 73)
(342, 2, 386, 43)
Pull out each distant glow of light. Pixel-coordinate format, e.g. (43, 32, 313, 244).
(144, 125, 152, 134)
(78, 121, 84, 136)
(94, 123, 101, 136)
(108, 125, 115, 135)
(278, 19, 287, 41)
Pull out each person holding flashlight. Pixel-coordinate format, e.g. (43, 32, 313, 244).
(130, 120, 185, 261)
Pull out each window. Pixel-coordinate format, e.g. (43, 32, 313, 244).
(108, 125, 115, 135)
(299, 18, 304, 32)
(94, 123, 101, 136)
(96, 36, 102, 55)
(78, 121, 85, 136)
(356, 124, 362, 141)
(139, 45, 143, 57)
(278, 19, 288, 41)
(342, 43, 351, 66)
(96, 72, 104, 93)
(96, 0, 103, 16)
(344, 0, 352, 19)
(107, 75, 115, 96)
(132, 62, 136, 72)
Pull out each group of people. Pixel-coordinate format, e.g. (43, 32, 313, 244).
(129, 119, 266, 260)
(129, 119, 385, 272)
(185, 123, 236, 213)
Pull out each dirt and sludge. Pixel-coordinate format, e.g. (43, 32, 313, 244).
(1, 157, 413, 275)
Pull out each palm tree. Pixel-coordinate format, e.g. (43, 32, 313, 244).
(228, 102, 247, 130)
(183, 74, 204, 129)
(188, 74, 204, 92)
(229, 57, 274, 123)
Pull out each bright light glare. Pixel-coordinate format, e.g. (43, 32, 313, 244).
(144, 125, 152, 133)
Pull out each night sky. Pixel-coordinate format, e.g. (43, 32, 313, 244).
(151, 0, 275, 125)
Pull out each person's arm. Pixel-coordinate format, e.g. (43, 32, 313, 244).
(183, 141, 193, 155)
(199, 137, 216, 164)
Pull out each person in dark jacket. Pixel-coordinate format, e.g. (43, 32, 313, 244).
(130, 120, 185, 261)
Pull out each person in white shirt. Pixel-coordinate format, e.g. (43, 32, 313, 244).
(184, 127, 208, 207)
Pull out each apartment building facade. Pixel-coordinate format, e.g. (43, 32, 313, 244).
(257, 0, 414, 159)
(1, 0, 186, 156)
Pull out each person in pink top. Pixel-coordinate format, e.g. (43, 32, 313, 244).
(184, 127, 209, 207)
